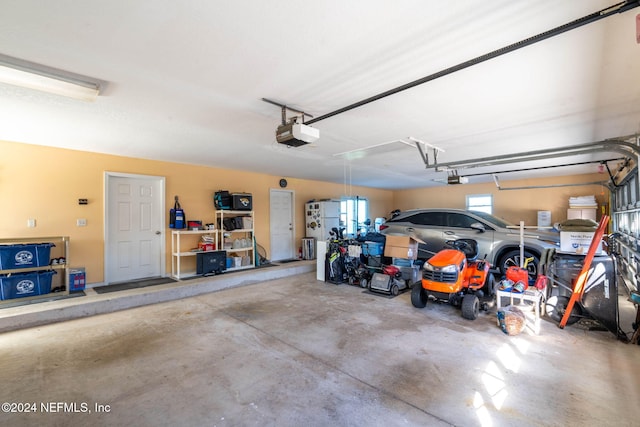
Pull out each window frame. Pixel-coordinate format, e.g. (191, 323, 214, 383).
(466, 194, 493, 214)
(340, 196, 369, 237)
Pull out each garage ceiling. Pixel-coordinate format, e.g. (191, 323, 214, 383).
(1, 0, 639, 190)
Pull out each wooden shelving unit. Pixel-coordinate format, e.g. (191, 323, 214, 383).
(0, 236, 69, 304)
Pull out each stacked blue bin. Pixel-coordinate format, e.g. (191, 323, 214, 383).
(362, 241, 384, 257)
(0, 243, 55, 300)
(362, 241, 385, 268)
(0, 271, 57, 300)
(0, 243, 54, 270)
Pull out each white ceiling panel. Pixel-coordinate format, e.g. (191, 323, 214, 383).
(0, 0, 639, 189)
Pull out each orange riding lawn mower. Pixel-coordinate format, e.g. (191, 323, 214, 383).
(411, 239, 496, 320)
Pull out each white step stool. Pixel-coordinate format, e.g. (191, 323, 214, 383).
(496, 287, 545, 335)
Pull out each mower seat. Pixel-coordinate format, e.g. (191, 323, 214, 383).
(456, 239, 478, 261)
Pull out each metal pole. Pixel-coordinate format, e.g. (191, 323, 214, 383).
(520, 221, 525, 268)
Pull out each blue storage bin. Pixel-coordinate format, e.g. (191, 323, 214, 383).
(392, 258, 414, 267)
(362, 241, 384, 256)
(0, 243, 55, 270)
(0, 270, 56, 300)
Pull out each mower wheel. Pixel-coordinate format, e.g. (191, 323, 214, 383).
(449, 294, 462, 307)
(461, 294, 480, 320)
(360, 278, 368, 289)
(391, 284, 399, 297)
(546, 296, 581, 325)
(484, 273, 496, 297)
(411, 283, 427, 308)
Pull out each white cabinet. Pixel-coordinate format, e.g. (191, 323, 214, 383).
(171, 230, 217, 280)
(216, 210, 255, 272)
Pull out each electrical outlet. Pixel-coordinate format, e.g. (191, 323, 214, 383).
(27, 218, 36, 228)
(77, 218, 87, 227)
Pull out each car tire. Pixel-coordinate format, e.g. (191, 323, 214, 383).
(498, 249, 539, 279)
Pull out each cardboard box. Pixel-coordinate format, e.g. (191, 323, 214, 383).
(69, 268, 86, 292)
(198, 242, 215, 252)
(567, 208, 596, 221)
(241, 216, 253, 230)
(560, 231, 603, 255)
(384, 235, 419, 260)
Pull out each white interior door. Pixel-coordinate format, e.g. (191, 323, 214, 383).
(270, 189, 294, 261)
(105, 173, 165, 284)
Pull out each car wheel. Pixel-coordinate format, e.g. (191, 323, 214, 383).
(360, 278, 368, 289)
(461, 294, 479, 320)
(411, 283, 427, 308)
(499, 249, 539, 279)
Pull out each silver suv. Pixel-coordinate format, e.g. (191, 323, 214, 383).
(379, 209, 559, 277)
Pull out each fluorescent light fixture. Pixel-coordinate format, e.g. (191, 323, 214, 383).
(0, 54, 100, 102)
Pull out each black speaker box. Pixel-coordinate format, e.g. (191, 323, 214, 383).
(196, 250, 227, 275)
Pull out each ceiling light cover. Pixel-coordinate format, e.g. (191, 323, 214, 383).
(0, 55, 100, 102)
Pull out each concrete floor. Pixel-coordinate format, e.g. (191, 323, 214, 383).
(1, 271, 639, 427)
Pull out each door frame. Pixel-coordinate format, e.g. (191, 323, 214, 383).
(104, 172, 166, 285)
(269, 188, 295, 261)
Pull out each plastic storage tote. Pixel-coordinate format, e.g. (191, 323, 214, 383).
(0, 270, 56, 300)
(362, 241, 384, 256)
(0, 243, 55, 270)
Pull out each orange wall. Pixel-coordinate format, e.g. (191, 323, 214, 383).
(393, 174, 609, 225)
(0, 140, 393, 284)
(1, 140, 610, 284)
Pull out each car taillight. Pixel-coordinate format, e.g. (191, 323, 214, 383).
(379, 224, 389, 231)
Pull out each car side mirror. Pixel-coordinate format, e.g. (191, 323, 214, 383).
(470, 222, 485, 233)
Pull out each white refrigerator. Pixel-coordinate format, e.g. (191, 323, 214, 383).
(305, 201, 340, 240)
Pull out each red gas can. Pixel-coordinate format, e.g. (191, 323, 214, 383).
(506, 266, 529, 288)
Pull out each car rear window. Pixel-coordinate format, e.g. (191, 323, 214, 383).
(391, 212, 446, 226)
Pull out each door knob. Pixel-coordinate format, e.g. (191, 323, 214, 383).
(155, 231, 161, 235)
